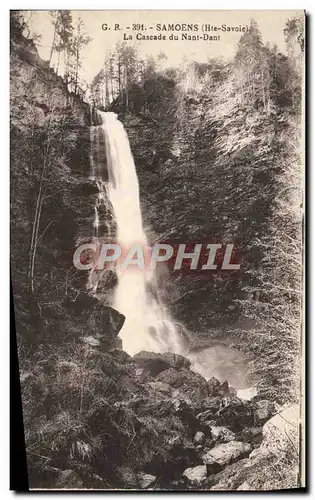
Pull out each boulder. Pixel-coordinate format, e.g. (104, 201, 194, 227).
(207, 377, 221, 395)
(208, 442, 299, 491)
(133, 352, 169, 376)
(202, 458, 250, 490)
(182, 465, 207, 487)
(237, 427, 262, 446)
(101, 306, 125, 338)
(65, 296, 125, 339)
(161, 352, 191, 370)
(110, 349, 133, 364)
(248, 447, 269, 461)
(79, 307, 125, 350)
(254, 400, 276, 424)
(133, 351, 191, 377)
(113, 336, 123, 349)
(215, 397, 255, 431)
(172, 389, 193, 407)
(196, 398, 222, 420)
(202, 441, 252, 471)
(156, 367, 210, 405)
(207, 378, 235, 397)
(207, 425, 236, 443)
(148, 441, 200, 482)
(216, 381, 231, 397)
(172, 399, 201, 436)
(203, 406, 300, 491)
(261, 403, 299, 455)
(148, 381, 173, 397)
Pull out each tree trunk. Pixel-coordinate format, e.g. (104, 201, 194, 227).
(56, 45, 61, 75)
(74, 44, 79, 95)
(28, 126, 52, 294)
(49, 14, 58, 67)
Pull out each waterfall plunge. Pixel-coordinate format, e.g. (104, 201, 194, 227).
(91, 111, 183, 356)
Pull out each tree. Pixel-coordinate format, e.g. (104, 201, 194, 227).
(48, 11, 59, 67)
(284, 15, 304, 54)
(284, 15, 304, 72)
(234, 19, 272, 110)
(90, 43, 139, 109)
(118, 43, 138, 108)
(72, 17, 92, 95)
(54, 10, 74, 77)
(10, 10, 41, 42)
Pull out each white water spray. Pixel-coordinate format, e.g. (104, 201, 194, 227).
(90, 110, 183, 356)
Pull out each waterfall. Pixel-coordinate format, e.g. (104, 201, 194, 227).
(90, 110, 183, 356)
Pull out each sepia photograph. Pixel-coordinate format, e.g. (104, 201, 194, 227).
(10, 9, 305, 491)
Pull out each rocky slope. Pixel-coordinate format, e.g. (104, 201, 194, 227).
(20, 343, 299, 490)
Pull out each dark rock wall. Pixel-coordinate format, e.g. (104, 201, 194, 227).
(10, 32, 116, 346)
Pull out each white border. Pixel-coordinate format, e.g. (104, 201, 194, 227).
(2, 2, 312, 498)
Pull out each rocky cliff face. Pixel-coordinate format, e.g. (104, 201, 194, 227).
(10, 31, 119, 347)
